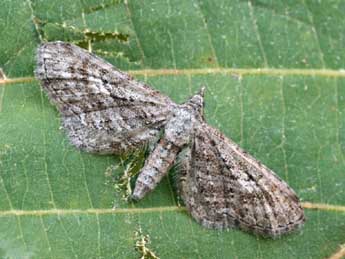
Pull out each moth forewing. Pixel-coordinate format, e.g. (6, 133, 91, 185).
(36, 41, 174, 154)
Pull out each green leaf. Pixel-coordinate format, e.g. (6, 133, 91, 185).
(1, 0, 345, 258)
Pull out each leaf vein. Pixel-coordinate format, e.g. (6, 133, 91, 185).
(0, 202, 344, 217)
(124, 1, 146, 65)
(195, 0, 220, 67)
(303, 0, 326, 68)
(247, 0, 268, 68)
(39, 89, 57, 209)
(2, 68, 345, 86)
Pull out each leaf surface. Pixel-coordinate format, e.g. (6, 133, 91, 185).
(1, 0, 345, 258)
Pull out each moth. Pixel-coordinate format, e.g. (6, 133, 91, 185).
(36, 41, 305, 238)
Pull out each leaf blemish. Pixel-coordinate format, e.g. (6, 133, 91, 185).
(134, 226, 160, 259)
(0, 68, 7, 80)
(105, 149, 147, 204)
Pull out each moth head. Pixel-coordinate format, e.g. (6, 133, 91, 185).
(187, 86, 205, 119)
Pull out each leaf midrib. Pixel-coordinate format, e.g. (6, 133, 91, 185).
(0, 202, 344, 217)
(1, 68, 345, 86)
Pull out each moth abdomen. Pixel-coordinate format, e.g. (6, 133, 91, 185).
(132, 138, 180, 200)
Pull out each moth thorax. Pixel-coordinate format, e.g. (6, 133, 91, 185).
(165, 107, 195, 147)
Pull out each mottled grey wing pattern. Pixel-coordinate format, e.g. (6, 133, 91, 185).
(36, 42, 174, 154)
(178, 123, 305, 237)
(35, 41, 304, 238)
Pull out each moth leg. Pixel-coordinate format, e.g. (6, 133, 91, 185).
(132, 138, 180, 200)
